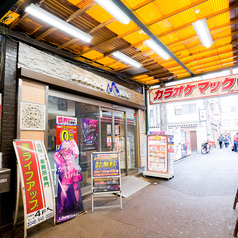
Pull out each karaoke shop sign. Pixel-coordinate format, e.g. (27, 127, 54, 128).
(149, 75, 238, 104)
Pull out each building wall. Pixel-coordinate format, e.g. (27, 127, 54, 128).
(0, 37, 18, 232)
(18, 43, 145, 107)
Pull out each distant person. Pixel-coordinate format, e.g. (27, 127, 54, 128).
(233, 132, 238, 152)
(217, 134, 224, 149)
(224, 135, 229, 148)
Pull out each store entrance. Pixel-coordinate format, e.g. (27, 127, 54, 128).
(100, 109, 136, 176)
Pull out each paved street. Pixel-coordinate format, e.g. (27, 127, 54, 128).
(3, 146, 238, 238)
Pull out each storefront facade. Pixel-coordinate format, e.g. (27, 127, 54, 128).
(0, 38, 147, 232)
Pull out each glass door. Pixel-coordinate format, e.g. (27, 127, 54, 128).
(100, 109, 126, 174)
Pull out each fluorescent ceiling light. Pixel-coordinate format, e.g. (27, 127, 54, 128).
(192, 18, 214, 48)
(25, 4, 93, 43)
(144, 39, 170, 60)
(95, 0, 131, 24)
(112, 51, 141, 68)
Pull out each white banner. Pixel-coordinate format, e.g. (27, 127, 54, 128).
(149, 75, 238, 104)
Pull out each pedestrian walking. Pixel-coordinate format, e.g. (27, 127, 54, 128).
(224, 135, 229, 148)
(217, 134, 224, 149)
(233, 132, 238, 152)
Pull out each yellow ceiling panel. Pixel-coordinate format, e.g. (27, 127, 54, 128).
(110, 62, 127, 69)
(82, 50, 103, 59)
(133, 75, 150, 80)
(140, 76, 154, 82)
(207, 12, 230, 29)
(188, 45, 207, 54)
(68, 0, 91, 7)
(197, 56, 220, 65)
(86, 5, 112, 23)
(214, 37, 232, 47)
(97, 57, 115, 65)
(176, 50, 190, 58)
(217, 45, 233, 54)
(195, 0, 229, 19)
(122, 30, 149, 44)
(135, 2, 163, 24)
(107, 21, 138, 36)
(177, 72, 190, 78)
(176, 26, 197, 39)
(161, 61, 179, 69)
(212, 29, 231, 40)
(169, 43, 186, 52)
(0, 11, 19, 25)
(154, 0, 192, 16)
(160, 33, 180, 45)
(219, 52, 233, 59)
(172, 69, 188, 75)
(221, 58, 235, 64)
(121, 0, 145, 9)
(149, 20, 172, 35)
(168, 66, 183, 71)
(167, 8, 197, 29)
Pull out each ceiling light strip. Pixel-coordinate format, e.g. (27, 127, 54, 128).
(112, 51, 142, 68)
(25, 4, 93, 43)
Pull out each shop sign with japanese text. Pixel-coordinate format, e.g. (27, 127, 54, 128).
(13, 140, 54, 228)
(149, 75, 238, 104)
(91, 152, 120, 193)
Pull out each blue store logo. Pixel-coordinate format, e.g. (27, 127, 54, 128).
(106, 82, 120, 97)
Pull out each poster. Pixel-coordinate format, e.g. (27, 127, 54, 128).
(56, 116, 77, 150)
(107, 124, 111, 135)
(147, 136, 168, 173)
(168, 135, 175, 153)
(115, 124, 119, 135)
(92, 152, 120, 193)
(107, 136, 112, 147)
(13, 140, 54, 228)
(54, 139, 84, 222)
(82, 118, 98, 151)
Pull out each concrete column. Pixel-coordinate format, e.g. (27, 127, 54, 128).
(160, 103, 167, 131)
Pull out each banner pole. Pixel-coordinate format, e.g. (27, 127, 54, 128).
(42, 141, 56, 225)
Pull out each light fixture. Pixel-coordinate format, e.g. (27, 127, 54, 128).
(94, 0, 131, 24)
(25, 4, 93, 43)
(144, 39, 170, 60)
(192, 18, 214, 48)
(112, 51, 141, 68)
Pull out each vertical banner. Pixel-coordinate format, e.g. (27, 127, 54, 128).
(56, 116, 77, 150)
(13, 140, 54, 228)
(82, 118, 98, 151)
(92, 152, 120, 193)
(54, 139, 84, 222)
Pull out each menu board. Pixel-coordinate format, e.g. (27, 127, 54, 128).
(91, 152, 121, 193)
(147, 135, 168, 173)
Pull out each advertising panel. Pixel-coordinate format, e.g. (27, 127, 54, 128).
(82, 118, 98, 151)
(56, 116, 77, 150)
(54, 139, 84, 223)
(13, 140, 54, 228)
(149, 75, 238, 104)
(147, 135, 168, 173)
(92, 152, 120, 193)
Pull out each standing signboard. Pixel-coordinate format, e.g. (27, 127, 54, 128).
(91, 152, 122, 211)
(13, 140, 55, 237)
(143, 135, 174, 179)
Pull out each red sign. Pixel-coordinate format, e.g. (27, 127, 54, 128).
(15, 141, 44, 214)
(149, 75, 238, 104)
(56, 116, 77, 148)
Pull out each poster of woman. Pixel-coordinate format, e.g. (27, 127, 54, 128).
(54, 139, 84, 222)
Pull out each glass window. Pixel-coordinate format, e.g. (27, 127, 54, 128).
(182, 104, 196, 114)
(48, 96, 99, 193)
(175, 108, 181, 115)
